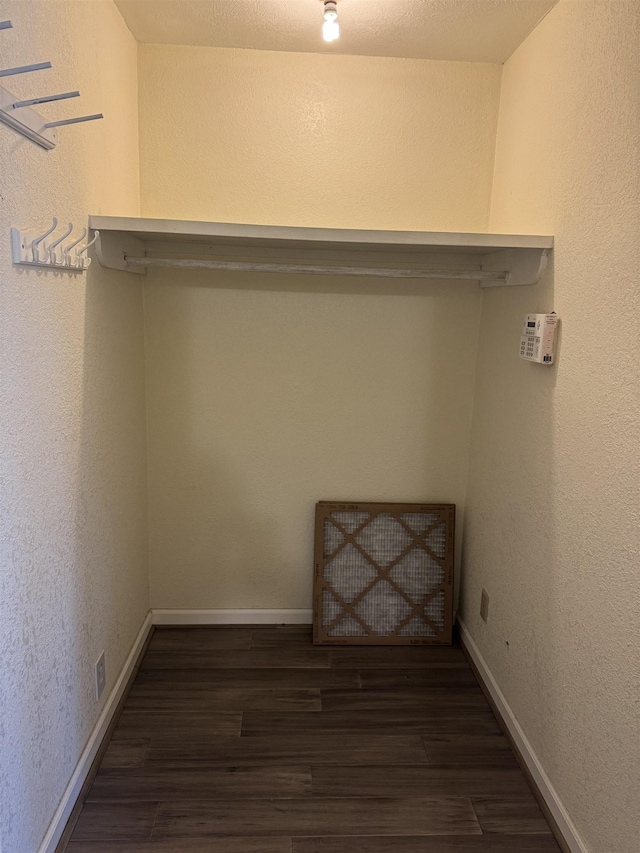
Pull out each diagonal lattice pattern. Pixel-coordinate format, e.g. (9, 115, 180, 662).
(388, 548, 445, 604)
(354, 513, 413, 567)
(323, 542, 377, 604)
(314, 502, 454, 646)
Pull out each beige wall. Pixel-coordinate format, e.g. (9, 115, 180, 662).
(461, 2, 640, 852)
(139, 46, 501, 610)
(0, 2, 148, 852)
(145, 273, 482, 609)
(139, 45, 501, 231)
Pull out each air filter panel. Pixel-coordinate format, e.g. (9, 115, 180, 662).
(313, 502, 454, 645)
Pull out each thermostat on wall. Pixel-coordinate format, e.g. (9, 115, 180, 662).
(519, 313, 559, 364)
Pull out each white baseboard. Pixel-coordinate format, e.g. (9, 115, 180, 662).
(152, 608, 313, 625)
(457, 617, 590, 853)
(38, 610, 153, 853)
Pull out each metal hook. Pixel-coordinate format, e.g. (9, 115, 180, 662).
(32, 218, 58, 263)
(48, 222, 73, 264)
(13, 90, 79, 110)
(44, 113, 103, 129)
(63, 227, 87, 265)
(76, 230, 99, 268)
(0, 61, 51, 78)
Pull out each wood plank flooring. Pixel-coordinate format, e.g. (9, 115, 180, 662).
(66, 626, 560, 852)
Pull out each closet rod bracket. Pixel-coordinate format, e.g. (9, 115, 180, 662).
(480, 247, 550, 287)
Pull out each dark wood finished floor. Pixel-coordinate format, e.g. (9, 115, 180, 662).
(66, 626, 561, 852)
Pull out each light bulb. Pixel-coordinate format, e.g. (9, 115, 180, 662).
(323, 17, 340, 41)
(323, 1, 340, 42)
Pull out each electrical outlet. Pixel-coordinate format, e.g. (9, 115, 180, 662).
(94, 651, 106, 700)
(480, 589, 489, 623)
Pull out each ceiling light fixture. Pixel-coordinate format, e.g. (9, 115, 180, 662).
(323, 0, 340, 42)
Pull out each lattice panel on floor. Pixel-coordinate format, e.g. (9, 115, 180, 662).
(313, 502, 454, 645)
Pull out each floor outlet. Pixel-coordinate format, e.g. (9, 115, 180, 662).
(95, 651, 106, 700)
(480, 589, 490, 623)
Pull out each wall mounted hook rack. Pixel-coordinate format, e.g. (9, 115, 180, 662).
(0, 21, 102, 149)
(11, 220, 99, 272)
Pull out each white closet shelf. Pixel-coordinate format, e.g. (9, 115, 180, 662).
(88, 216, 553, 287)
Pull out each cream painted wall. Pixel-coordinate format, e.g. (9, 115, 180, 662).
(139, 45, 501, 230)
(145, 273, 482, 609)
(0, 3, 147, 852)
(139, 46, 501, 610)
(461, 2, 640, 852)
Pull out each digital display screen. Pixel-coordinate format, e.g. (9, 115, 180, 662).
(527, 321, 536, 327)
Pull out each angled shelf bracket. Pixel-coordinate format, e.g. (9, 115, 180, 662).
(89, 216, 553, 287)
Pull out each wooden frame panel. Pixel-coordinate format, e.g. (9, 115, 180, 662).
(313, 502, 454, 645)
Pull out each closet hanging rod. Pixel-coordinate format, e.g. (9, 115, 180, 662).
(123, 255, 508, 282)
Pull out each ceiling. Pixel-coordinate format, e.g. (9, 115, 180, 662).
(114, 0, 558, 63)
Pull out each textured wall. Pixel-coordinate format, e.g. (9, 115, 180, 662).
(0, 3, 148, 852)
(139, 46, 499, 610)
(139, 45, 501, 230)
(461, 2, 640, 851)
(145, 274, 482, 609)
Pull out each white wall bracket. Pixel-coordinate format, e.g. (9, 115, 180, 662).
(11, 219, 99, 272)
(89, 216, 553, 287)
(0, 83, 57, 148)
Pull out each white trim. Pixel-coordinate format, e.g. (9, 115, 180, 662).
(152, 608, 313, 625)
(457, 617, 590, 853)
(37, 610, 153, 853)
